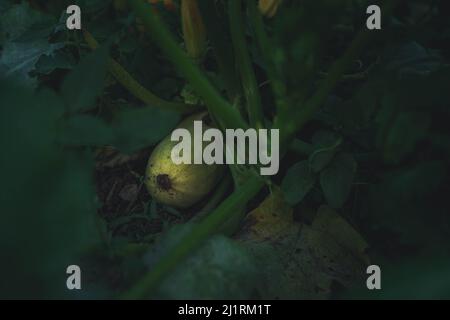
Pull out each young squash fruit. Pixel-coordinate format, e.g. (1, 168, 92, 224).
(145, 113, 223, 208)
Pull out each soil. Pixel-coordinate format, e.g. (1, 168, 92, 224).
(94, 146, 183, 241)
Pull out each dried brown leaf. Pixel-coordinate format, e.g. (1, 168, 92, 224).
(237, 191, 370, 299)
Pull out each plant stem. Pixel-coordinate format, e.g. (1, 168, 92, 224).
(129, 0, 248, 130)
(83, 31, 197, 114)
(275, 0, 402, 144)
(120, 175, 264, 299)
(291, 30, 372, 134)
(248, 1, 288, 114)
(192, 174, 233, 222)
(229, 0, 264, 129)
(197, 0, 240, 101)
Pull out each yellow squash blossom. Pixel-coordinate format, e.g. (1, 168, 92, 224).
(181, 0, 207, 60)
(259, 0, 283, 18)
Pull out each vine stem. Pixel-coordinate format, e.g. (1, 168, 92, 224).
(192, 174, 233, 222)
(120, 176, 264, 299)
(276, 28, 374, 144)
(129, 0, 248, 130)
(82, 31, 197, 113)
(248, 1, 288, 115)
(229, 0, 264, 128)
(197, 1, 240, 101)
(275, 0, 403, 145)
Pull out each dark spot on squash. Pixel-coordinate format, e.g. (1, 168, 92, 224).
(156, 174, 172, 191)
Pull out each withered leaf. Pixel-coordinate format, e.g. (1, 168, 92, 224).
(237, 190, 370, 299)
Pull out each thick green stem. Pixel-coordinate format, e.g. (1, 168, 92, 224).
(229, 0, 264, 128)
(129, 0, 247, 129)
(120, 176, 264, 299)
(192, 174, 233, 222)
(83, 31, 196, 113)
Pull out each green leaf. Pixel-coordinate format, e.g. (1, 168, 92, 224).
(382, 41, 442, 77)
(1, 40, 63, 87)
(309, 131, 342, 172)
(0, 0, 12, 13)
(35, 51, 74, 75)
(61, 115, 115, 147)
(320, 152, 357, 208)
(281, 160, 316, 206)
(144, 224, 258, 299)
(0, 81, 100, 299)
(376, 93, 431, 164)
(0, 2, 54, 42)
(59, 106, 180, 152)
(0, 2, 59, 87)
(365, 161, 447, 244)
(112, 107, 180, 153)
(61, 46, 109, 112)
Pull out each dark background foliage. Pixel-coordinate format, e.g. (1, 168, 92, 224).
(1, 0, 449, 299)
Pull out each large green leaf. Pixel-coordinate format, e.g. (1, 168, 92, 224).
(1, 40, 63, 87)
(281, 160, 316, 206)
(61, 46, 109, 112)
(35, 51, 75, 75)
(0, 2, 59, 87)
(143, 223, 259, 299)
(0, 81, 100, 299)
(365, 160, 447, 245)
(309, 130, 342, 173)
(61, 115, 116, 146)
(0, 2, 55, 42)
(375, 92, 431, 164)
(112, 107, 180, 153)
(320, 152, 357, 208)
(60, 106, 180, 153)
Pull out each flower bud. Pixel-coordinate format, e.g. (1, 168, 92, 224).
(181, 0, 207, 60)
(259, 0, 282, 18)
(149, 0, 176, 11)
